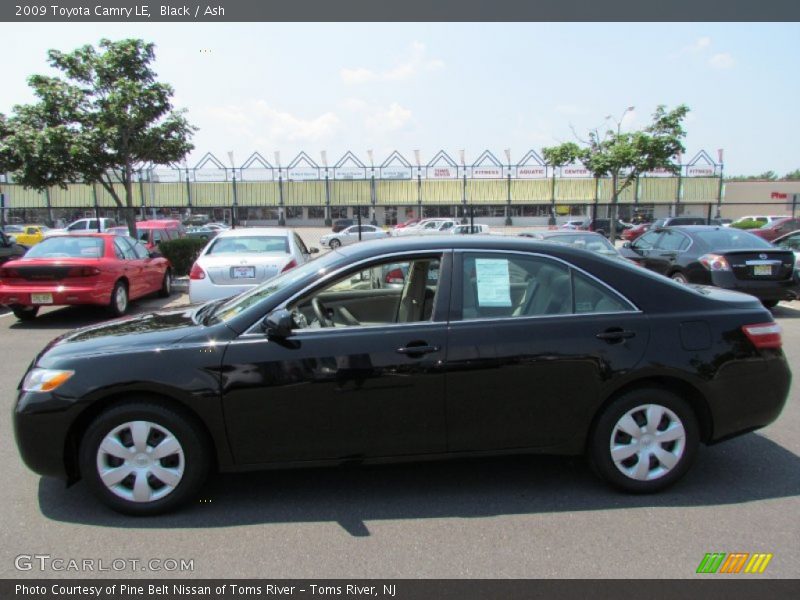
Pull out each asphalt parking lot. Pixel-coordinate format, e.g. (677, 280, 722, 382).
(0, 291, 798, 579)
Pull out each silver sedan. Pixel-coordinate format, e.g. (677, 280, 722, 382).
(320, 225, 390, 249)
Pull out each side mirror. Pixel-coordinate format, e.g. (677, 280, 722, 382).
(309, 247, 319, 254)
(263, 309, 294, 339)
(622, 241, 632, 249)
(149, 250, 163, 258)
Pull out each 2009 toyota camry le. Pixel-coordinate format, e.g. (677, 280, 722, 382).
(14, 236, 791, 515)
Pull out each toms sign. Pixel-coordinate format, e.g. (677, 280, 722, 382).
(427, 166, 458, 179)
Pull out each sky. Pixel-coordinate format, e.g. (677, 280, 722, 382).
(1, 22, 798, 176)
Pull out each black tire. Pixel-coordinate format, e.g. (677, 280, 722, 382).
(588, 387, 699, 493)
(761, 299, 779, 309)
(329, 238, 341, 249)
(108, 280, 129, 317)
(670, 271, 689, 284)
(158, 269, 172, 298)
(12, 305, 39, 321)
(78, 401, 210, 516)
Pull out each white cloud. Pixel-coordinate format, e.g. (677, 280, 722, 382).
(709, 52, 735, 69)
(691, 36, 712, 52)
(341, 41, 444, 84)
(342, 97, 414, 134)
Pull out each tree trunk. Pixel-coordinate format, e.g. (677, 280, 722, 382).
(123, 163, 138, 239)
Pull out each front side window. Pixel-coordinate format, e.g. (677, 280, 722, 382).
(113, 237, 137, 260)
(633, 231, 661, 251)
(775, 233, 800, 251)
(459, 252, 634, 320)
(68, 221, 87, 231)
(655, 230, 690, 251)
(290, 256, 442, 329)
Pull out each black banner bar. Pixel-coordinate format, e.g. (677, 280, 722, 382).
(3, 580, 800, 600)
(2, 0, 800, 22)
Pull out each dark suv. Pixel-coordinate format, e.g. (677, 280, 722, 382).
(332, 219, 355, 233)
(651, 216, 709, 228)
(578, 218, 632, 237)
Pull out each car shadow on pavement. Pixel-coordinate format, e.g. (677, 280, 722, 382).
(7, 295, 188, 330)
(38, 432, 800, 536)
(772, 303, 800, 319)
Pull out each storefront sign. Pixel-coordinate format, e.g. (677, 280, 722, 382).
(515, 165, 547, 179)
(426, 166, 458, 179)
(380, 167, 412, 180)
(471, 166, 503, 179)
(288, 168, 320, 181)
(334, 167, 367, 180)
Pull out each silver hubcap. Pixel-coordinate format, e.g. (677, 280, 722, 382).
(115, 286, 128, 312)
(96, 421, 185, 503)
(609, 404, 686, 481)
(672, 274, 687, 284)
(164, 273, 171, 294)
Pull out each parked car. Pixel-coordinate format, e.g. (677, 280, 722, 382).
(108, 220, 185, 251)
(13, 235, 791, 515)
(319, 224, 390, 249)
(13, 225, 50, 247)
(189, 227, 318, 303)
(519, 230, 634, 263)
(749, 217, 800, 242)
(393, 218, 421, 230)
(620, 226, 798, 308)
(577, 218, 632, 237)
(650, 216, 709, 229)
(204, 222, 230, 231)
(559, 219, 585, 230)
(331, 219, 355, 233)
(772, 230, 800, 284)
(46, 217, 118, 236)
(451, 224, 490, 235)
(1, 224, 25, 243)
(184, 214, 211, 227)
(622, 222, 651, 242)
(0, 234, 172, 320)
(729, 215, 788, 229)
(0, 230, 28, 266)
(395, 219, 459, 236)
(185, 226, 219, 241)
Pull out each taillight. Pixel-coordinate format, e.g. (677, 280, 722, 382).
(66, 266, 101, 277)
(699, 253, 731, 272)
(281, 259, 298, 273)
(742, 322, 782, 349)
(189, 263, 206, 280)
(385, 268, 405, 284)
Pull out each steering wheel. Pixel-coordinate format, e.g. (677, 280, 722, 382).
(312, 297, 334, 327)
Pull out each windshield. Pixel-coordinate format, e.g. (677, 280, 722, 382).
(694, 229, 773, 249)
(24, 236, 104, 258)
(208, 253, 340, 324)
(206, 235, 289, 255)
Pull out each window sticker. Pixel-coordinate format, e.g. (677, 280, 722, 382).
(475, 258, 512, 307)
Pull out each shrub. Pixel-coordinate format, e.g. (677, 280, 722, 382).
(158, 237, 208, 276)
(730, 219, 765, 230)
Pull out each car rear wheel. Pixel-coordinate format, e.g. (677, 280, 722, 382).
(329, 238, 341, 249)
(589, 388, 699, 493)
(79, 401, 210, 515)
(761, 299, 779, 309)
(159, 269, 172, 298)
(12, 305, 39, 321)
(670, 271, 689, 284)
(108, 281, 129, 317)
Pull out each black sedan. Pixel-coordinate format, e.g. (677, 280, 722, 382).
(14, 236, 791, 514)
(621, 226, 798, 308)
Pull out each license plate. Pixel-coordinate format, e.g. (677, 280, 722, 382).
(753, 265, 772, 276)
(231, 266, 255, 279)
(31, 293, 53, 304)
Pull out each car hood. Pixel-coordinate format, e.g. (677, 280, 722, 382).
(35, 305, 211, 367)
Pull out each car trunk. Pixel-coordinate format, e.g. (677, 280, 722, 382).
(202, 254, 290, 285)
(1, 259, 102, 284)
(723, 249, 795, 282)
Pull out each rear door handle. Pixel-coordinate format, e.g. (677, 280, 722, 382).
(397, 344, 440, 356)
(596, 329, 636, 342)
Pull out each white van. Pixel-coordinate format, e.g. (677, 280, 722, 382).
(46, 217, 118, 236)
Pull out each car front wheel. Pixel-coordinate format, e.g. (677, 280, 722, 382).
(79, 401, 210, 515)
(589, 388, 699, 493)
(329, 238, 341, 249)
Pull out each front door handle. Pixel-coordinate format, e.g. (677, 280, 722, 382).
(596, 329, 636, 343)
(397, 344, 440, 357)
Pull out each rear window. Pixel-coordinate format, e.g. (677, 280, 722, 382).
(26, 237, 105, 258)
(694, 229, 773, 249)
(206, 236, 290, 255)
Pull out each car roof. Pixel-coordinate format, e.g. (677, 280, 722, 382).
(213, 227, 293, 238)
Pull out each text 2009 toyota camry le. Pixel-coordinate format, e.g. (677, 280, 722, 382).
(14, 236, 791, 515)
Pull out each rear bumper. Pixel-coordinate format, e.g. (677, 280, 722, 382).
(189, 280, 254, 303)
(707, 353, 792, 442)
(0, 283, 110, 307)
(709, 273, 799, 301)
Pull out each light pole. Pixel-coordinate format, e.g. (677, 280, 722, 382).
(414, 149, 422, 220)
(460, 149, 468, 224)
(504, 148, 513, 226)
(321, 150, 331, 226)
(227, 151, 238, 228)
(716, 148, 724, 219)
(367, 149, 377, 225)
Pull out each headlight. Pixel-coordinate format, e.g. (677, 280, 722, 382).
(22, 368, 75, 392)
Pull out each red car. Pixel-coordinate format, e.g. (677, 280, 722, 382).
(108, 219, 185, 251)
(749, 217, 800, 242)
(622, 222, 651, 242)
(0, 234, 172, 321)
(393, 218, 421, 229)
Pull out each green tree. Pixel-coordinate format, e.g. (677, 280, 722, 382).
(784, 169, 800, 180)
(541, 142, 581, 226)
(1, 38, 196, 235)
(545, 105, 690, 241)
